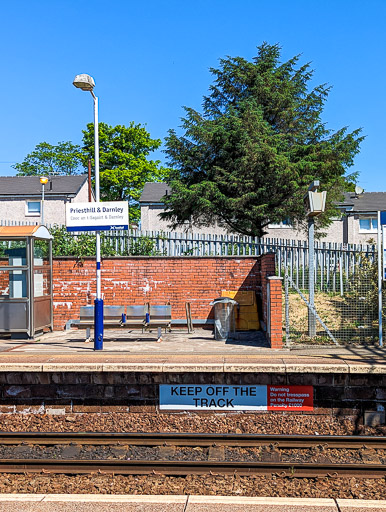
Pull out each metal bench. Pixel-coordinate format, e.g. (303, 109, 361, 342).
(124, 305, 147, 332)
(76, 304, 171, 342)
(79, 305, 125, 342)
(144, 304, 172, 341)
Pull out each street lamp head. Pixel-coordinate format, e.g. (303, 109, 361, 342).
(73, 74, 95, 91)
(39, 176, 48, 185)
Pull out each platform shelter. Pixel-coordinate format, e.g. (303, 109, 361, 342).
(0, 225, 53, 338)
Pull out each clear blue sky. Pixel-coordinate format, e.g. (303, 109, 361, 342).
(0, 0, 385, 191)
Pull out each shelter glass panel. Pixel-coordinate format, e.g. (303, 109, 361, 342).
(0, 241, 27, 267)
(34, 268, 51, 297)
(0, 270, 28, 298)
(33, 239, 49, 266)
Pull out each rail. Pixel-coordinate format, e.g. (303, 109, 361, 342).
(0, 459, 384, 478)
(0, 432, 385, 449)
(0, 432, 385, 478)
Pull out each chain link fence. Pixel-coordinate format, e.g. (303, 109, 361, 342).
(283, 251, 381, 346)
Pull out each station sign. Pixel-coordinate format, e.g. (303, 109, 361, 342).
(159, 385, 313, 411)
(383, 230, 386, 281)
(381, 212, 386, 281)
(65, 201, 129, 232)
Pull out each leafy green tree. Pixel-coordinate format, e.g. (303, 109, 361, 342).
(82, 122, 170, 223)
(13, 141, 84, 176)
(162, 43, 364, 237)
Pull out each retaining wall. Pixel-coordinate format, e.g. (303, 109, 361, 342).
(0, 371, 382, 420)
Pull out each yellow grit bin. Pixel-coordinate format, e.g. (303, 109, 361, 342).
(221, 290, 260, 331)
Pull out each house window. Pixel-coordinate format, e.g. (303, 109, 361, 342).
(26, 201, 41, 216)
(268, 219, 292, 229)
(359, 217, 378, 232)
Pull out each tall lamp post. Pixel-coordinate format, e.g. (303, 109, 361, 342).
(304, 181, 326, 338)
(72, 74, 103, 351)
(39, 176, 48, 225)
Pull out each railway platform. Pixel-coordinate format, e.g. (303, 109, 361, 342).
(0, 329, 384, 421)
(0, 328, 384, 369)
(0, 494, 384, 511)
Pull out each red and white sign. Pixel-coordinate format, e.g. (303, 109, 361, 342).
(268, 385, 313, 411)
(159, 385, 313, 411)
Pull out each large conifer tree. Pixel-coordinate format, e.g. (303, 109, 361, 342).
(162, 43, 363, 236)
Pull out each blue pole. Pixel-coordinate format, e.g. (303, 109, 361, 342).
(92, 93, 103, 351)
(94, 297, 104, 350)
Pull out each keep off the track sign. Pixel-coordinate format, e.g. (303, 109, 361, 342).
(159, 385, 313, 411)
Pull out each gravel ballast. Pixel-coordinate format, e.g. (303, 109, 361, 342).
(0, 412, 384, 499)
(0, 474, 384, 499)
(0, 412, 384, 435)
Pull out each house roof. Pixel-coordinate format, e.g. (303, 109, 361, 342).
(139, 182, 171, 203)
(340, 192, 386, 212)
(140, 182, 386, 214)
(0, 175, 88, 196)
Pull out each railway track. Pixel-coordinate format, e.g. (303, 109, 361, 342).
(0, 432, 384, 478)
(1, 432, 385, 448)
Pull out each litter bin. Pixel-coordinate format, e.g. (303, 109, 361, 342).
(210, 297, 238, 341)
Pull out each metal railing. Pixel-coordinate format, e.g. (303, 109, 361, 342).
(0, 222, 376, 288)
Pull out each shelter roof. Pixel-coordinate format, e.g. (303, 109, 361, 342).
(0, 225, 52, 239)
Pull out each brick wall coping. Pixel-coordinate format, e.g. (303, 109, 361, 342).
(267, 276, 283, 280)
(0, 360, 384, 374)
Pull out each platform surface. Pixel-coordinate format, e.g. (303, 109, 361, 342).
(0, 329, 384, 373)
(0, 495, 385, 512)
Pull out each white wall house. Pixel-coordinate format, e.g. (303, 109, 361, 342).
(0, 176, 93, 226)
(139, 182, 382, 245)
(140, 183, 231, 235)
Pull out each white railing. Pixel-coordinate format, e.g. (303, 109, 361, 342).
(0, 221, 375, 292)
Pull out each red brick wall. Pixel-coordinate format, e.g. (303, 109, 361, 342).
(53, 256, 274, 330)
(267, 277, 283, 349)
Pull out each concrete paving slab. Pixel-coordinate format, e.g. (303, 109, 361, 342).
(285, 362, 349, 373)
(102, 363, 164, 372)
(337, 499, 386, 510)
(0, 363, 43, 371)
(43, 494, 187, 503)
(0, 503, 185, 512)
(162, 363, 224, 372)
(0, 494, 45, 501)
(186, 496, 337, 511)
(0, 494, 187, 512)
(347, 364, 386, 374)
(223, 363, 286, 372)
(42, 363, 103, 372)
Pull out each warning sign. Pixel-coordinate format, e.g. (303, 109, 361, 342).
(159, 385, 313, 411)
(268, 385, 313, 411)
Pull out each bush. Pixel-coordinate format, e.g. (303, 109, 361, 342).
(49, 225, 160, 258)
